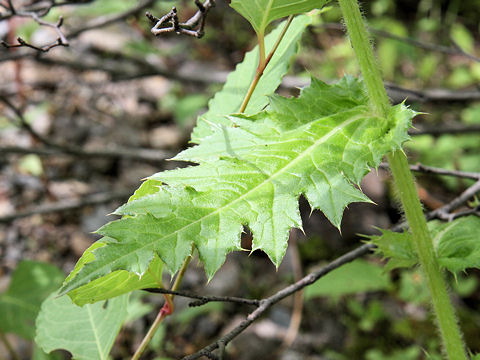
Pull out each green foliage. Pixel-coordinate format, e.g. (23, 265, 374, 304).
(192, 14, 314, 142)
(450, 23, 475, 54)
(60, 76, 413, 298)
(365, 346, 422, 360)
(369, 216, 480, 273)
(36, 293, 129, 360)
(230, 0, 327, 36)
(305, 259, 391, 299)
(431, 217, 480, 272)
(368, 229, 417, 271)
(66, 241, 164, 306)
(0, 261, 64, 339)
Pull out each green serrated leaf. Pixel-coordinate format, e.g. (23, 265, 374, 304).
(230, 0, 327, 36)
(35, 293, 128, 360)
(66, 241, 164, 306)
(60, 77, 413, 296)
(0, 261, 64, 339)
(305, 259, 391, 299)
(192, 14, 313, 142)
(431, 216, 480, 273)
(367, 229, 417, 271)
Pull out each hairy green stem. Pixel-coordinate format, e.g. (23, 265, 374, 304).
(131, 248, 194, 360)
(239, 15, 294, 113)
(337, 0, 467, 359)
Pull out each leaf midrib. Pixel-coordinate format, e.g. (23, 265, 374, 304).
(65, 113, 365, 292)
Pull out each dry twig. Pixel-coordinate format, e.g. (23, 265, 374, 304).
(146, 0, 215, 38)
(1, 2, 68, 52)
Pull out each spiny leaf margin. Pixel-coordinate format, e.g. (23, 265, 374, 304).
(59, 77, 414, 298)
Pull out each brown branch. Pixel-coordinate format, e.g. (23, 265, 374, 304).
(67, 0, 158, 39)
(181, 244, 375, 360)
(146, 0, 215, 39)
(0, 96, 175, 162)
(143, 288, 261, 307)
(0, 145, 174, 162)
(427, 180, 480, 222)
(409, 124, 480, 136)
(0, 190, 132, 223)
(1, 12, 68, 52)
(379, 162, 480, 181)
(320, 22, 480, 63)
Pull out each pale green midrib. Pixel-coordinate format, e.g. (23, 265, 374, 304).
(66, 114, 365, 292)
(260, 0, 275, 35)
(180, 106, 370, 161)
(86, 304, 106, 360)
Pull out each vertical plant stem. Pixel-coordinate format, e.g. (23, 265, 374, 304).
(337, 0, 467, 359)
(239, 16, 294, 113)
(131, 247, 194, 360)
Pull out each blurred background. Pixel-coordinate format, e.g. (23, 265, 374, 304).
(1, 0, 480, 359)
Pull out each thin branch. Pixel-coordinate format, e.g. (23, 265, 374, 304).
(0, 97, 175, 162)
(319, 22, 480, 63)
(0, 145, 174, 162)
(409, 124, 480, 136)
(67, 0, 158, 39)
(182, 243, 374, 360)
(0, 190, 131, 223)
(16, 55, 480, 105)
(146, 0, 216, 39)
(1, 12, 68, 52)
(379, 162, 480, 181)
(427, 180, 480, 222)
(143, 288, 261, 307)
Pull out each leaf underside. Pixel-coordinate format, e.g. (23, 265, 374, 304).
(36, 294, 128, 360)
(60, 76, 414, 299)
(230, 0, 327, 35)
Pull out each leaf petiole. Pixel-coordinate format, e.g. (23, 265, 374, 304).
(239, 15, 294, 113)
(131, 245, 194, 360)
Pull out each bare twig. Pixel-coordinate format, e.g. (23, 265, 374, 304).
(427, 180, 480, 222)
(17, 55, 480, 104)
(409, 124, 480, 136)
(181, 244, 375, 360)
(67, 0, 158, 39)
(379, 162, 480, 181)
(320, 22, 480, 63)
(0, 145, 174, 162)
(143, 288, 261, 307)
(0, 190, 132, 223)
(0, 96, 175, 162)
(1, 13, 68, 52)
(146, 0, 215, 38)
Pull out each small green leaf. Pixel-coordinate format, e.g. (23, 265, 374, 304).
(230, 0, 327, 36)
(367, 229, 417, 271)
(305, 259, 391, 299)
(0, 261, 63, 339)
(370, 216, 480, 274)
(192, 14, 314, 142)
(35, 293, 128, 360)
(431, 216, 480, 273)
(450, 23, 474, 54)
